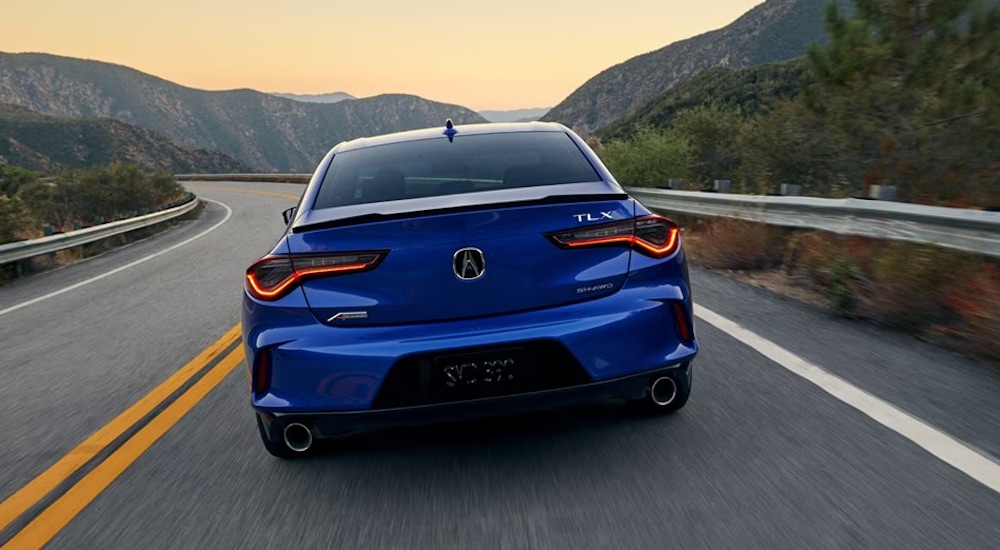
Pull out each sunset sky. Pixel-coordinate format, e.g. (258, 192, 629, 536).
(3, 0, 763, 110)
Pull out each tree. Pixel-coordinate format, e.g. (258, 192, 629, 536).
(804, 0, 1000, 202)
(738, 100, 848, 196)
(0, 196, 30, 244)
(16, 180, 74, 228)
(672, 106, 746, 184)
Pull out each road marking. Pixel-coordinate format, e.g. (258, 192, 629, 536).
(191, 185, 301, 201)
(0, 199, 233, 318)
(694, 304, 1000, 495)
(2, 347, 246, 550)
(0, 324, 240, 535)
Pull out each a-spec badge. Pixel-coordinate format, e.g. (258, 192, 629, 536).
(573, 212, 615, 222)
(327, 311, 369, 322)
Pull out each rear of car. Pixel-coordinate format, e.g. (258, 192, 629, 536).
(242, 122, 698, 457)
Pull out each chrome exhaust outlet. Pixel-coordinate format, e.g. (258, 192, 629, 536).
(650, 376, 678, 406)
(283, 422, 313, 453)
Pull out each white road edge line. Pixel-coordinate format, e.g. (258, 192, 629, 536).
(694, 303, 1000, 495)
(0, 198, 233, 318)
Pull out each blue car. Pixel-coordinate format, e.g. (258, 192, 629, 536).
(242, 121, 698, 457)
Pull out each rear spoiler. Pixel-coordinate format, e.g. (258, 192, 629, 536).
(293, 193, 629, 233)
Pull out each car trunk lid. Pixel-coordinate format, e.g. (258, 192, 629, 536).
(286, 198, 635, 326)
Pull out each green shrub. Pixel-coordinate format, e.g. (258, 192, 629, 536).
(0, 164, 38, 197)
(599, 128, 692, 187)
(17, 163, 183, 228)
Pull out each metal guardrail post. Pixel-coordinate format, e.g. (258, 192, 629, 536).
(869, 185, 898, 201)
(780, 184, 802, 196)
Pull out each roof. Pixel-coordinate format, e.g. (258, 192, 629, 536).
(331, 121, 570, 154)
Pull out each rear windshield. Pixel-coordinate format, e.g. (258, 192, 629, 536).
(312, 131, 601, 209)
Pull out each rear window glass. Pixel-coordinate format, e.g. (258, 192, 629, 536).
(312, 132, 601, 209)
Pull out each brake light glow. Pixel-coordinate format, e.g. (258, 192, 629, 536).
(547, 215, 680, 258)
(245, 251, 387, 301)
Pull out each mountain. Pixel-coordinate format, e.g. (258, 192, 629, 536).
(598, 59, 809, 140)
(541, 0, 850, 134)
(0, 104, 252, 174)
(0, 53, 487, 172)
(272, 92, 356, 104)
(479, 108, 550, 123)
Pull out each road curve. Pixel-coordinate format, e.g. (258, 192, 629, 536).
(0, 181, 998, 549)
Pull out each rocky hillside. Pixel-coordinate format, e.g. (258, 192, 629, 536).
(542, 0, 850, 134)
(598, 59, 809, 140)
(0, 53, 487, 171)
(0, 104, 252, 174)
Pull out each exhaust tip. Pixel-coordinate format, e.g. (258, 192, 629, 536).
(650, 376, 678, 406)
(283, 422, 313, 453)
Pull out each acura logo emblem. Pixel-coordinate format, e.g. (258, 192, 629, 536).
(453, 247, 486, 280)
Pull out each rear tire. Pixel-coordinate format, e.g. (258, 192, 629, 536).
(255, 414, 302, 459)
(627, 368, 692, 415)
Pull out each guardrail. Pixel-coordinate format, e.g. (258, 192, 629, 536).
(627, 188, 1000, 259)
(0, 196, 200, 266)
(178, 175, 1000, 259)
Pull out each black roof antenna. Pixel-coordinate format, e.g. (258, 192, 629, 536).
(443, 118, 457, 142)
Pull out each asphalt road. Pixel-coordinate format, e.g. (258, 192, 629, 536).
(1, 181, 999, 549)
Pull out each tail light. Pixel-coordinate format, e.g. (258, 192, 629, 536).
(546, 215, 680, 258)
(245, 251, 387, 300)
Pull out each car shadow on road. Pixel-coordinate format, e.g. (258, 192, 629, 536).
(300, 399, 680, 459)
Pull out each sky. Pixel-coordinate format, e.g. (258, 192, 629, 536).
(3, 0, 763, 110)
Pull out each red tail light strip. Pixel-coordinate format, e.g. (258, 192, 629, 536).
(548, 215, 681, 258)
(245, 263, 371, 300)
(563, 235, 634, 248)
(245, 251, 386, 301)
(633, 227, 679, 257)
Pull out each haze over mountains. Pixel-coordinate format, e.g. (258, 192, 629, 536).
(272, 92, 356, 104)
(272, 92, 549, 123)
(542, 0, 851, 134)
(0, 53, 486, 172)
(479, 108, 550, 123)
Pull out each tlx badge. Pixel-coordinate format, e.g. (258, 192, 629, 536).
(573, 212, 614, 222)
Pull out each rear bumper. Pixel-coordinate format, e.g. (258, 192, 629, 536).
(243, 276, 698, 413)
(258, 363, 691, 439)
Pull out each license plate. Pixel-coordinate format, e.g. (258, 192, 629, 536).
(434, 348, 524, 391)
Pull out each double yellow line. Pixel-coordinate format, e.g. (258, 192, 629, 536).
(0, 325, 245, 549)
